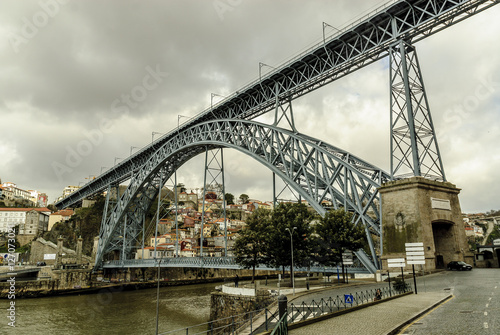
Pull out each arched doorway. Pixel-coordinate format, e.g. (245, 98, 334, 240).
(432, 220, 455, 268)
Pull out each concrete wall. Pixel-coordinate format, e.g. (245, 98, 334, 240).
(222, 284, 255, 296)
(379, 177, 472, 271)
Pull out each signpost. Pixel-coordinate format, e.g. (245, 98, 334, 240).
(387, 258, 406, 294)
(344, 294, 354, 305)
(405, 242, 425, 294)
(342, 252, 353, 284)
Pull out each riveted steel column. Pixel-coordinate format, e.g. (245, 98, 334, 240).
(200, 148, 209, 258)
(174, 170, 179, 258)
(221, 149, 228, 256)
(389, 20, 445, 181)
(153, 173, 163, 260)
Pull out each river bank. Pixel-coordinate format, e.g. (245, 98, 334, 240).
(0, 276, 230, 299)
(0, 265, 281, 298)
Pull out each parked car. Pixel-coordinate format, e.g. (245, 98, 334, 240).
(447, 261, 472, 271)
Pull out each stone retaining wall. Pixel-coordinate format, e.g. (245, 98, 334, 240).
(210, 289, 275, 334)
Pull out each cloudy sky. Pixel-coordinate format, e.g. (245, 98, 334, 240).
(0, 0, 499, 213)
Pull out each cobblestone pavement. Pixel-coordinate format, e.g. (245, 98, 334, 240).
(288, 292, 451, 335)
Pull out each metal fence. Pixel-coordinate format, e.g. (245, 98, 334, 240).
(159, 307, 281, 335)
(287, 285, 411, 324)
(160, 283, 412, 334)
(270, 313, 287, 335)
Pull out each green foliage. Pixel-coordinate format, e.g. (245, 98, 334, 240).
(225, 193, 235, 205)
(392, 277, 410, 293)
(486, 226, 500, 244)
(312, 209, 366, 266)
(265, 203, 315, 270)
(233, 208, 272, 281)
(239, 194, 249, 204)
(16, 243, 31, 254)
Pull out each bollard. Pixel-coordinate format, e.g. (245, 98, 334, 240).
(278, 295, 288, 322)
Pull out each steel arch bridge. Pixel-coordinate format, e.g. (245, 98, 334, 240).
(95, 119, 389, 270)
(55, 0, 500, 273)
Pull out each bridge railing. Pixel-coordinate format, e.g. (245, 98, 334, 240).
(287, 285, 410, 324)
(104, 257, 241, 269)
(158, 307, 281, 335)
(158, 283, 413, 335)
(102, 257, 371, 273)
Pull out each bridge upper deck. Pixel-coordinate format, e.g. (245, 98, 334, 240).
(55, 0, 498, 210)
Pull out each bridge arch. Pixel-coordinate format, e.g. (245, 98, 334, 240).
(96, 119, 389, 269)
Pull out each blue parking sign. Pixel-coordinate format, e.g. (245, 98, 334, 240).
(344, 294, 353, 304)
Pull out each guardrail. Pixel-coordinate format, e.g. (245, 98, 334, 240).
(158, 282, 413, 335)
(102, 257, 370, 273)
(159, 307, 280, 335)
(270, 312, 287, 335)
(287, 285, 411, 324)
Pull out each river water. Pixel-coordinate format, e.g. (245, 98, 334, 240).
(1, 282, 218, 335)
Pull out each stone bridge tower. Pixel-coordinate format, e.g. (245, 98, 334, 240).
(379, 177, 473, 271)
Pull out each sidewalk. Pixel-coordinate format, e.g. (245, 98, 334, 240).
(288, 292, 451, 335)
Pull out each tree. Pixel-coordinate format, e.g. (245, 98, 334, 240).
(239, 194, 249, 204)
(265, 203, 314, 286)
(225, 193, 235, 205)
(233, 208, 271, 282)
(313, 209, 366, 281)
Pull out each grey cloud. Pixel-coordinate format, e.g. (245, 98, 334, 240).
(0, 0, 499, 213)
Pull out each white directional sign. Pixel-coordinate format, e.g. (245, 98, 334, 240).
(387, 258, 406, 268)
(342, 252, 353, 265)
(405, 242, 425, 265)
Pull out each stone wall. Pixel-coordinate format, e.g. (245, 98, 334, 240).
(30, 237, 92, 266)
(210, 289, 274, 334)
(379, 177, 472, 271)
(0, 268, 93, 298)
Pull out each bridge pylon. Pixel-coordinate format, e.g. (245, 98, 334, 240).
(200, 147, 228, 257)
(379, 177, 473, 271)
(382, 37, 470, 272)
(389, 40, 445, 181)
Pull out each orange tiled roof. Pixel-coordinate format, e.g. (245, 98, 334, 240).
(51, 209, 74, 216)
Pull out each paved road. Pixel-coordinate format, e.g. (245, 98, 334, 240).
(285, 268, 499, 335)
(400, 268, 500, 335)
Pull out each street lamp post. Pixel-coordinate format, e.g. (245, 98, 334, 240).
(285, 226, 297, 295)
(178, 115, 191, 132)
(152, 131, 162, 143)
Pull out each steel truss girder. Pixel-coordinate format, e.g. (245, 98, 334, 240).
(55, 0, 499, 211)
(389, 41, 445, 180)
(95, 147, 209, 267)
(94, 119, 389, 269)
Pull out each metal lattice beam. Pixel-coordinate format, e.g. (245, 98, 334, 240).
(389, 41, 446, 180)
(94, 120, 389, 269)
